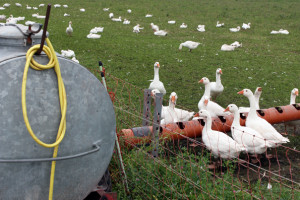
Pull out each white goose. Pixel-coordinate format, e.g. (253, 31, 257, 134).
(15, 3, 22, 7)
(216, 21, 224, 27)
(242, 23, 251, 30)
(239, 87, 262, 113)
(160, 92, 179, 125)
(221, 44, 236, 51)
(229, 26, 240, 32)
(127, 9, 132, 13)
(179, 41, 200, 52)
(103, 8, 109, 11)
(109, 13, 114, 18)
(54, 4, 61, 8)
(197, 25, 205, 32)
(168, 20, 176, 24)
(230, 41, 242, 48)
(80, 8, 85, 12)
(284, 88, 299, 132)
(133, 24, 143, 33)
(123, 19, 130, 24)
(145, 14, 153, 18)
(111, 16, 122, 22)
(63, 5, 68, 8)
(180, 23, 187, 28)
(26, 5, 32, 9)
(150, 23, 159, 32)
(66, 21, 73, 36)
(148, 62, 166, 95)
(225, 104, 271, 154)
(238, 89, 289, 147)
(198, 77, 229, 117)
(210, 68, 224, 100)
(154, 30, 167, 36)
(199, 109, 244, 159)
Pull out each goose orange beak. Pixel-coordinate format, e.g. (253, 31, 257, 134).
(296, 90, 299, 96)
(157, 63, 160, 68)
(257, 87, 262, 92)
(198, 79, 203, 83)
(171, 96, 176, 103)
(224, 107, 230, 112)
(238, 90, 244, 95)
(194, 113, 199, 117)
(219, 69, 223, 74)
(204, 99, 208, 106)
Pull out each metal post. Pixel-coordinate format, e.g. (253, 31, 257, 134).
(152, 93, 163, 157)
(142, 89, 152, 126)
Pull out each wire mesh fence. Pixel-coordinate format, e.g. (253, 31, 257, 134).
(92, 68, 300, 200)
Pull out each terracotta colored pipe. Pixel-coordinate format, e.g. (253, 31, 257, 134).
(120, 104, 300, 144)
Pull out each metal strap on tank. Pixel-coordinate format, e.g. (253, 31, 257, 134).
(0, 140, 102, 163)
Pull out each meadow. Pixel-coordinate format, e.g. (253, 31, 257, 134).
(1, 0, 300, 199)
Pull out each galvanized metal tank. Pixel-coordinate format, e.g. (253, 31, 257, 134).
(0, 24, 116, 200)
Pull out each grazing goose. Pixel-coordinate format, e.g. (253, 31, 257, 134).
(64, 13, 70, 17)
(150, 23, 159, 31)
(109, 13, 114, 18)
(39, 4, 44, 7)
(66, 21, 73, 36)
(61, 49, 75, 58)
(154, 30, 167, 36)
(229, 26, 240, 32)
(242, 23, 251, 30)
(90, 27, 104, 33)
(33, 7, 38, 10)
(145, 14, 153, 18)
(36, 15, 46, 19)
(63, 5, 68, 8)
(111, 16, 122, 22)
(103, 8, 109, 11)
(127, 9, 132, 13)
(149, 62, 166, 95)
(15, 3, 22, 7)
(26, 5, 32, 9)
(221, 44, 236, 51)
(80, 8, 85, 12)
(278, 29, 289, 34)
(284, 88, 299, 134)
(3, 3, 10, 7)
(199, 109, 244, 159)
(198, 77, 229, 117)
(0, 7, 5, 10)
(210, 68, 224, 100)
(168, 20, 176, 24)
(179, 41, 200, 52)
(216, 21, 224, 27)
(239, 87, 262, 113)
(0, 15, 6, 21)
(54, 4, 61, 8)
(180, 23, 187, 28)
(197, 25, 205, 32)
(225, 104, 271, 154)
(238, 89, 289, 147)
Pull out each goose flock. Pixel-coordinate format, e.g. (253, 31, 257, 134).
(148, 60, 295, 161)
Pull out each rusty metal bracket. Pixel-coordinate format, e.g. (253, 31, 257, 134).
(36, 4, 51, 55)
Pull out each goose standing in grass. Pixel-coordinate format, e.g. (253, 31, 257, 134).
(180, 23, 187, 28)
(229, 26, 240, 32)
(54, 4, 61, 8)
(103, 8, 109, 11)
(145, 14, 153, 18)
(242, 23, 251, 30)
(109, 13, 114, 18)
(278, 29, 289, 34)
(284, 88, 299, 135)
(15, 3, 22, 7)
(127, 9, 132, 13)
(149, 62, 166, 95)
(64, 13, 70, 17)
(199, 109, 244, 159)
(150, 23, 159, 31)
(63, 5, 68, 8)
(26, 5, 32, 9)
(210, 68, 224, 100)
(225, 104, 271, 155)
(198, 77, 229, 117)
(216, 21, 224, 27)
(179, 41, 200, 52)
(66, 21, 73, 36)
(0, 7, 5, 10)
(3, 3, 10, 7)
(39, 4, 44, 7)
(238, 89, 289, 148)
(80, 8, 85, 12)
(154, 30, 167, 36)
(239, 87, 262, 113)
(123, 19, 130, 24)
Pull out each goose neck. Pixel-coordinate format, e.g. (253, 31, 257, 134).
(203, 116, 212, 131)
(154, 67, 159, 81)
(248, 95, 257, 117)
(232, 111, 241, 127)
(216, 73, 221, 84)
(290, 94, 296, 104)
(204, 83, 211, 97)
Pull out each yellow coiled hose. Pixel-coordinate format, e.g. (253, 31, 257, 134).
(22, 38, 67, 200)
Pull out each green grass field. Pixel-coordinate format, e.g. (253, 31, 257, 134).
(2, 0, 300, 111)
